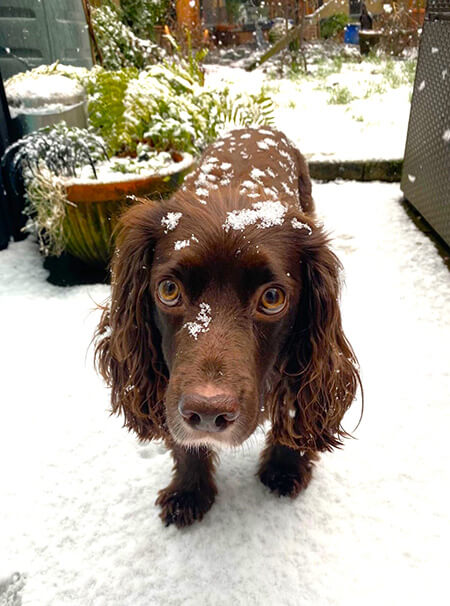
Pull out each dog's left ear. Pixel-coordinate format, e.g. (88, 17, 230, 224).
(271, 220, 362, 452)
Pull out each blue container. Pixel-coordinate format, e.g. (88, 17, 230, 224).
(344, 24, 360, 45)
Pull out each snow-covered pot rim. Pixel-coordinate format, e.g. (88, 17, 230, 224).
(64, 152, 195, 203)
(6, 74, 85, 109)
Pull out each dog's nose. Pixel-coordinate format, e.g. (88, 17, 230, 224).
(178, 392, 240, 433)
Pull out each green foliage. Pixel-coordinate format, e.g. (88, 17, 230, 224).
(92, 4, 163, 70)
(120, 0, 171, 38)
(84, 67, 138, 155)
(84, 60, 274, 157)
(363, 55, 417, 90)
(365, 49, 383, 64)
(402, 59, 417, 86)
(327, 85, 354, 105)
(320, 14, 348, 40)
(287, 57, 305, 79)
(364, 82, 387, 97)
(313, 54, 354, 79)
(163, 28, 208, 85)
(226, 0, 242, 23)
(382, 57, 417, 88)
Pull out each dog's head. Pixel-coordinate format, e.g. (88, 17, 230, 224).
(96, 189, 360, 452)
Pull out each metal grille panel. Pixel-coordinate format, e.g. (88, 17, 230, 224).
(401, 19, 450, 246)
(427, 0, 450, 15)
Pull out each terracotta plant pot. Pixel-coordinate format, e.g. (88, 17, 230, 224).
(61, 152, 194, 267)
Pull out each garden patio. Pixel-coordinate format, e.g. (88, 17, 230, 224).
(0, 1, 449, 605)
(1, 179, 449, 605)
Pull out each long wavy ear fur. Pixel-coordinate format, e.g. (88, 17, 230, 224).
(94, 200, 168, 441)
(271, 221, 362, 452)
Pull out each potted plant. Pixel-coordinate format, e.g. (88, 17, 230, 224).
(3, 56, 274, 268)
(3, 122, 193, 266)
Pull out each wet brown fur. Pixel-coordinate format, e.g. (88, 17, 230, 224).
(95, 128, 361, 528)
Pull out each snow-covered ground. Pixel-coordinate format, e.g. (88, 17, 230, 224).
(1, 181, 449, 606)
(205, 44, 415, 162)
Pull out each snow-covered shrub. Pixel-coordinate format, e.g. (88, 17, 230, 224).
(5, 123, 108, 256)
(8, 122, 107, 179)
(84, 61, 274, 156)
(92, 3, 164, 69)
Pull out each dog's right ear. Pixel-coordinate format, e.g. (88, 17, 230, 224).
(95, 200, 169, 441)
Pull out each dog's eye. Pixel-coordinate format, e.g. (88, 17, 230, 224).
(158, 280, 181, 306)
(259, 287, 286, 314)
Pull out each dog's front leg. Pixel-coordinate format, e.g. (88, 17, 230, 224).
(258, 434, 318, 498)
(156, 443, 217, 528)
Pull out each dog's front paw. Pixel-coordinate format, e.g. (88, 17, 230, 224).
(155, 486, 215, 528)
(259, 456, 313, 498)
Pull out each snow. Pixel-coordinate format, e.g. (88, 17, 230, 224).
(5, 74, 84, 109)
(63, 153, 194, 185)
(161, 211, 182, 233)
(204, 56, 414, 162)
(8, 102, 84, 120)
(223, 201, 287, 231)
(1, 181, 449, 605)
(291, 217, 312, 234)
(183, 302, 212, 340)
(174, 239, 190, 250)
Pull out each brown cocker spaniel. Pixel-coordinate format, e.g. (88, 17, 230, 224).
(95, 127, 361, 528)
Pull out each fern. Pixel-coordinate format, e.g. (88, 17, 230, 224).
(86, 62, 275, 157)
(85, 67, 138, 156)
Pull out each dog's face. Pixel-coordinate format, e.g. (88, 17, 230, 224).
(150, 196, 303, 448)
(95, 129, 359, 455)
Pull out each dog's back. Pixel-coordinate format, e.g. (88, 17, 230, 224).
(181, 127, 314, 215)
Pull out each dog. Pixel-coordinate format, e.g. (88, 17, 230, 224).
(95, 127, 361, 528)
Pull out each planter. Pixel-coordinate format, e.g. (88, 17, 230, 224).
(359, 30, 382, 55)
(10, 101, 87, 140)
(61, 152, 194, 267)
(5, 73, 87, 138)
(359, 28, 417, 56)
